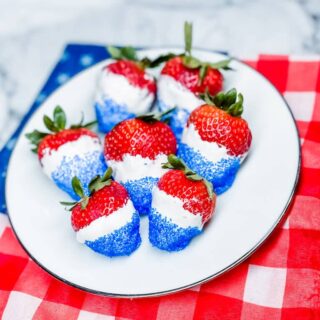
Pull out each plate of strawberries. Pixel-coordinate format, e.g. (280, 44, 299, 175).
(6, 23, 300, 297)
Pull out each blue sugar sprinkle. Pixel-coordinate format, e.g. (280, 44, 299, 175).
(123, 177, 158, 215)
(95, 98, 135, 133)
(149, 209, 201, 252)
(178, 143, 240, 195)
(52, 151, 107, 200)
(157, 100, 190, 142)
(85, 211, 141, 257)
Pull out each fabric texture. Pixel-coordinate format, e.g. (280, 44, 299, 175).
(0, 45, 319, 319)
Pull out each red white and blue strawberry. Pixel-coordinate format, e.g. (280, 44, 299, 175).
(149, 155, 216, 251)
(61, 168, 141, 257)
(178, 89, 252, 194)
(26, 106, 107, 200)
(104, 111, 177, 215)
(156, 22, 231, 141)
(95, 46, 157, 133)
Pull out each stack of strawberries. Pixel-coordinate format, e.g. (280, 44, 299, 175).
(26, 22, 252, 257)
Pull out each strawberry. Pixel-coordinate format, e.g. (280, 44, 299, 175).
(26, 106, 107, 200)
(104, 110, 177, 215)
(149, 154, 216, 251)
(178, 88, 252, 194)
(157, 22, 231, 141)
(95, 46, 157, 133)
(61, 168, 141, 257)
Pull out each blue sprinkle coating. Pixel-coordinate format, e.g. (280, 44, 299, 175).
(123, 177, 158, 215)
(85, 211, 141, 257)
(178, 143, 240, 195)
(157, 99, 190, 142)
(52, 151, 107, 200)
(95, 98, 135, 133)
(149, 209, 201, 252)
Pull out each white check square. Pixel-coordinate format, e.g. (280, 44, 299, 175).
(284, 92, 315, 122)
(243, 265, 287, 308)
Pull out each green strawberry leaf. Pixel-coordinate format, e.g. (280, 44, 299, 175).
(101, 167, 113, 182)
(182, 56, 201, 69)
(121, 46, 138, 61)
(199, 64, 208, 84)
(43, 115, 58, 132)
(108, 46, 138, 61)
(141, 53, 179, 69)
(203, 179, 214, 199)
(167, 154, 186, 170)
(208, 59, 232, 70)
(200, 88, 244, 117)
(53, 106, 66, 130)
(137, 107, 176, 123)
(108, 46, 122, 59)
(81, 196, 89, 210)
(25, 130, 48, 146)
(72, 177, 85, 199)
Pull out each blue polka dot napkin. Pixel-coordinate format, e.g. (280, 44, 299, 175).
(0, 44, 111, 214)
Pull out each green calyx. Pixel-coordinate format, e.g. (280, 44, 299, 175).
(162, 154, 214, 199)
(181, 21, 232, 84)
(108, 22, 232, 77)
(136, 107, 176, 124)
(108, 46, 178, 70)
(60, 167, 113, 211)
(200, 88, 244, 117)
(25, 106, 96, 153)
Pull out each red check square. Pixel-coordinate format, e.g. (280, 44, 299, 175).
(241, 302, 281, 320)
(201, 263, 249, 300)
(44, 278, 86, 309)
(287, 229, 320, 269)
(0, 253, 28, 291)
(14, 260, 51, 299)
(0, 228, 28, 258)
(297, 167, 320, 198)
(289, 195, 320, 231)
(194, 292, 243, 320)
(249, 229, 289, 268)
(256, 55, 289, 93)
(156, 290, 198, 320)
(33, 300, 80, 320)
(115, 297, 161, 320)
(286, 61, 320, 91)
(283, 268, 320, 308)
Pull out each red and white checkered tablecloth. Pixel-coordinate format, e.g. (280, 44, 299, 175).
(0, 55, 319, 320)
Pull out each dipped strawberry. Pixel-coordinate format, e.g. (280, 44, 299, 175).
(26, 106, 107, 199)
(95, 46, 157, 133)
(178, 89, 252, 194)
(104, 111, 177, 215)
(61, 168, 141, 257)
(149, 155, 216, 251)
(157, 22, 231, 141)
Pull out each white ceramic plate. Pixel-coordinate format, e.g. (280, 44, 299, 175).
(6, 49, 300, 297)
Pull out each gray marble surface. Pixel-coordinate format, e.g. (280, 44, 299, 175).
(0, 0, 319, 147)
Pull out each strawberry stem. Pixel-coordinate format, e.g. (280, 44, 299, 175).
(184, 21, 193, 56)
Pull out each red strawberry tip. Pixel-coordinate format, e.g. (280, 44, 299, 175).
(162, 154, 214, 199)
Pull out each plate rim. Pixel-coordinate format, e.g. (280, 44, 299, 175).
(5, 48, 301, 298)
